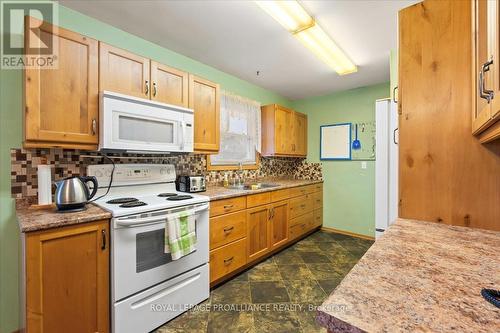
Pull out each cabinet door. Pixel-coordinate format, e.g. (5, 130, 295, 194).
(246, 205, 271, 262)
(150, 61, 188, 107)
(490, 0, 500, 119)
(293, 112, 307, 156)
(189, 75, 220, 152)
(473, 0, 493, 132)
(274, 106, 292, 154)
(269, 200, 289, 249)
(26, 220, 109, 333)
(99, 43, 150, 99)
(24, 17, 99, 149)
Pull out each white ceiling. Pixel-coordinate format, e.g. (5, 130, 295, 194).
(60, 0, 417, 100)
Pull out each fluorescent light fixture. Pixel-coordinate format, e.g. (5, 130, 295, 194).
(294, 24, 357, 75)
(255, 0, 313, 32)
(255, 0, 357, 75)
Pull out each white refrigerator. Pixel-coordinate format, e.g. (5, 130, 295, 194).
(375, 98, 399, 238)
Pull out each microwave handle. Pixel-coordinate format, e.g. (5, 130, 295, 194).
(180, 121, 186, 150)
(115, 203, 209, 227)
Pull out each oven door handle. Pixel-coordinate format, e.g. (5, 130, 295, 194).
(115, 203, 209, 227)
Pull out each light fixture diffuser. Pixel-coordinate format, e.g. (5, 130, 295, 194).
(255, 0, 313, 32)
(255, 0, 357, 75)
(294, 24, 357, 75)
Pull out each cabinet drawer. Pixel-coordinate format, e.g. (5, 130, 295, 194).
(210, 196, 246, 217)
(313, 191, 323, 209)
(289, 194, 314, 219)
(289, 219, 310, 241)
(312, 208, 323, 228)
(247, 192, 271, 208)
(289, 185, 315, 198)
(210, 211, 246, 250)
(210, 238, 247, 282)
(289, 211, 313, 228)
(313, 183, 323, 193)
(271, 189, 289, 202)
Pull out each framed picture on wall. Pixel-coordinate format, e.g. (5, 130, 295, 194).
(320, 123, 352, 160)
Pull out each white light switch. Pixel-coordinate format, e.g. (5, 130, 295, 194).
(361, 161, 367, 169)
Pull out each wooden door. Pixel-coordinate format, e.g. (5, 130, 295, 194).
(150, 61, 188, 107)
(269, 200, 289, 249)
(246, 205, 271, 262)
(24, 17, 99, 149)
(274, 106, 292, 154)
(399, 0, 500, 231)
(189, 75, 220, 152)
(26, 220, 109, 333)
(99, 43, 150, 99)
(293, 112, 307, 156)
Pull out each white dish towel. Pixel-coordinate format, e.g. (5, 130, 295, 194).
(164, 210, 197, 260)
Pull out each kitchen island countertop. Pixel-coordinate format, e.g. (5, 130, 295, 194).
(317, 218, 500, 332)
(204, 178, 323, 201)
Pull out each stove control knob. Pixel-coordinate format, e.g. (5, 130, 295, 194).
(94, 170, 103, 177)
(105, 170, 112, 177)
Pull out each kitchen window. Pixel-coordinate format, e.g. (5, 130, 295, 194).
(208, 91, 261, 170)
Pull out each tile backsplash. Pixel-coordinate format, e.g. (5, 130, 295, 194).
(10, 148, 322, 199)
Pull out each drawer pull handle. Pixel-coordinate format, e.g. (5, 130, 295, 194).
(300, 204, 306, 208)
(223, 226, 234, 233)
(223, 204, 234, 209)
(224, 257, 234, 265)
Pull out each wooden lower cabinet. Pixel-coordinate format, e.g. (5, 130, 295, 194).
(269, 200, 289, 249)
(247, 205, 272, 262)
(209, 184, 323, 284)
(210, 238, 247, 282)
(210, 211, 247, 250)
(25, 220, 109, 333)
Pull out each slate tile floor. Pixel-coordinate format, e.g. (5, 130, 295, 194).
(155, 230, 373, 333)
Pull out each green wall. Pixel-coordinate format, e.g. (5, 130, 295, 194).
(0, 4, 291, 333)
(292, 82, 390, 237)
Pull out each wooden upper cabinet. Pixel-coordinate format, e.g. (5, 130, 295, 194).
(261, 104, 307, 157)
(269, 200, 289, 250)
(150, 61, 188, 107)
(189, 74, 220, 152)
(24, 17, 99, 149)
(246, 205, 271, 262)
(293, 112, 307, 155)
(472, 0, 500, 142)
(99, 43, 150, 99)
(26, 220, 109, 333)
(275, 105, 293, 154)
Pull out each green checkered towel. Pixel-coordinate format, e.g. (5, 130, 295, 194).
(164, 210, 197, 260)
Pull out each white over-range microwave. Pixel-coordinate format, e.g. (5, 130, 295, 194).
(99, 91, 194, 153)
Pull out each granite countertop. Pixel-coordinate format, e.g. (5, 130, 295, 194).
(16, 201, 112, 233)
(204, 178, 323, 201)
(317, 219, 500, 332)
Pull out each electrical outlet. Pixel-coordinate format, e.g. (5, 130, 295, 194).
(361, 161, 367, 169)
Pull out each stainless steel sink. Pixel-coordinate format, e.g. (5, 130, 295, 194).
(227, 182, 279, 190)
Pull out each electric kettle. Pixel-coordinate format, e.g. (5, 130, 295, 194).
(54, 176, 98, 212)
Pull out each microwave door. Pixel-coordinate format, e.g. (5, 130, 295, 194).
(110, 112, 183, 152)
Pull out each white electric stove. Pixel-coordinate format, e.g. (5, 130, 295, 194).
(87, 164, 210, 333)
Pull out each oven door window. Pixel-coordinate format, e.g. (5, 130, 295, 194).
(136, 229, 172, 273)
(118, 115, 175, 144)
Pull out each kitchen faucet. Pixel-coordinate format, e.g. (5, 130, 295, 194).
(238, 162, 244, 186)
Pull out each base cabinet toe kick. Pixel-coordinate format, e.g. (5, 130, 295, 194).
(209, 183, 323, 285)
